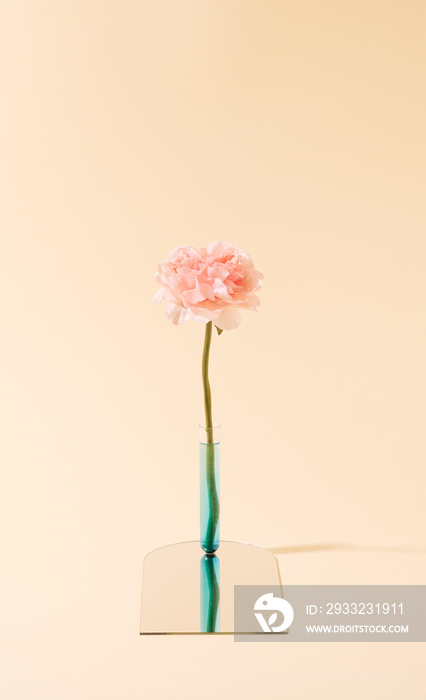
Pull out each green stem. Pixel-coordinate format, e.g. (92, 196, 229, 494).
(202, 321, 213, 441)
(202, 321, 220, 552)
(204, 444, 219, 552)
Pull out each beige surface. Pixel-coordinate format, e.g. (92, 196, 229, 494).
(1, 1, 425, 698)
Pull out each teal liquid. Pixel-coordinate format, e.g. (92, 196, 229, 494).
(199, 441, 220, 553)
(200, 554, 220, 632)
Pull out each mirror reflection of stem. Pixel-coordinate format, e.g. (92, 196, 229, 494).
(202, 321, 220, 552)
(204, 555, 220, 632)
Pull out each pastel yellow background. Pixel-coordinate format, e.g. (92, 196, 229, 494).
(1, 1, 425, 698)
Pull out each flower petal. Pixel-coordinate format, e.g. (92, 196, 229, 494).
(215, 306, 242, 331)
(166, 302, 189, 325)
(152, 288, 165, 304)
(182, 287, 206, 304)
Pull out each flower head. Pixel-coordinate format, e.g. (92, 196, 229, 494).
(153, 241, 263, 330)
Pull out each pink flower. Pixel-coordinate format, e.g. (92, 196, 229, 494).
(153, 241, 263, 330)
